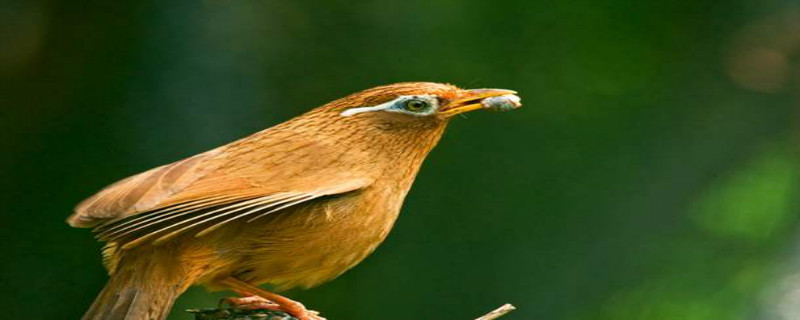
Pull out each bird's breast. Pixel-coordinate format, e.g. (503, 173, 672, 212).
(222, 184, 408, 290)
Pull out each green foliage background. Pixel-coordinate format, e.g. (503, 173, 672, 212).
(1, 1, 799, 319)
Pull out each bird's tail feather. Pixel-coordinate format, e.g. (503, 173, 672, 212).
(81, 267, 186, 320)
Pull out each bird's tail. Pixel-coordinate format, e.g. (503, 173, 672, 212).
(81, 259, 190, 320)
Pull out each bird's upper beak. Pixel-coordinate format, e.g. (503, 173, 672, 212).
(439, 88, 519, 116)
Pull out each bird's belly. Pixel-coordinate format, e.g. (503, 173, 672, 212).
(222, 192, 402, 290)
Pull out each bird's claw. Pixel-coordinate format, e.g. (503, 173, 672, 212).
(221, 295, 325, 320)
(286, 301, 326, 320)
(220, 295, 282, 311)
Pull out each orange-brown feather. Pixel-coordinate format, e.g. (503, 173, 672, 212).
(72, 82, 464, 320)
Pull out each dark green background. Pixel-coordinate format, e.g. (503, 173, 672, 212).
(2, 1, 800, 319)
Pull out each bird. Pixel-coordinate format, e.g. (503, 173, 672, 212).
(68, 82, 521, 320)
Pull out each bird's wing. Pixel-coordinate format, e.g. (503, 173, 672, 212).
(68, 137, 373, 248)
(92, 182, 364, 250)
(67, 150, 225, 228)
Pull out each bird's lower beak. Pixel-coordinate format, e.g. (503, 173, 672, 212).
(439, 88, 519, 116)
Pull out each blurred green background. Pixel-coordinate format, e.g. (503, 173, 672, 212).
(2, 0, 800, 319)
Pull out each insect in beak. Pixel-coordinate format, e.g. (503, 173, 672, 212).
(439, 89, 521, 116)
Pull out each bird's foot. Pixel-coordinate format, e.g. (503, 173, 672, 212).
(221, 295, 325, 320)
(281, 301, 325, 320)
(220, 295, 282, 311)
(218, 277, 326, 320)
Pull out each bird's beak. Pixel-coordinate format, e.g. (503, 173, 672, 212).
(439, 88, 519, 116)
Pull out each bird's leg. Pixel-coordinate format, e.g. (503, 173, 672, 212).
(217, 277, 325, 320)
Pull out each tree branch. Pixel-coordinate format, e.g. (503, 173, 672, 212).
(475, 304, 516, 320)
(189, 303, 517, 320)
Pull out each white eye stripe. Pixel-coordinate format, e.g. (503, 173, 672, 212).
(340, 100, 395, 117)
(340, 95, 438, 117)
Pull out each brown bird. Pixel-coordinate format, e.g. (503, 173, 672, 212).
(68, 82, 521, 320)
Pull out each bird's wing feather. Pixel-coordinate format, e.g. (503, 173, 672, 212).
(94, 180, 365, 250)
(67, 149, 226, 228)
(68, 133, 374, 249)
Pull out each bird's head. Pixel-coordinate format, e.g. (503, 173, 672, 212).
(325, 82, 520, 131)
(289, 82, 521, 171)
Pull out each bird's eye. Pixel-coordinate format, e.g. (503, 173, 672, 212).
(403, 99, 429, 112)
